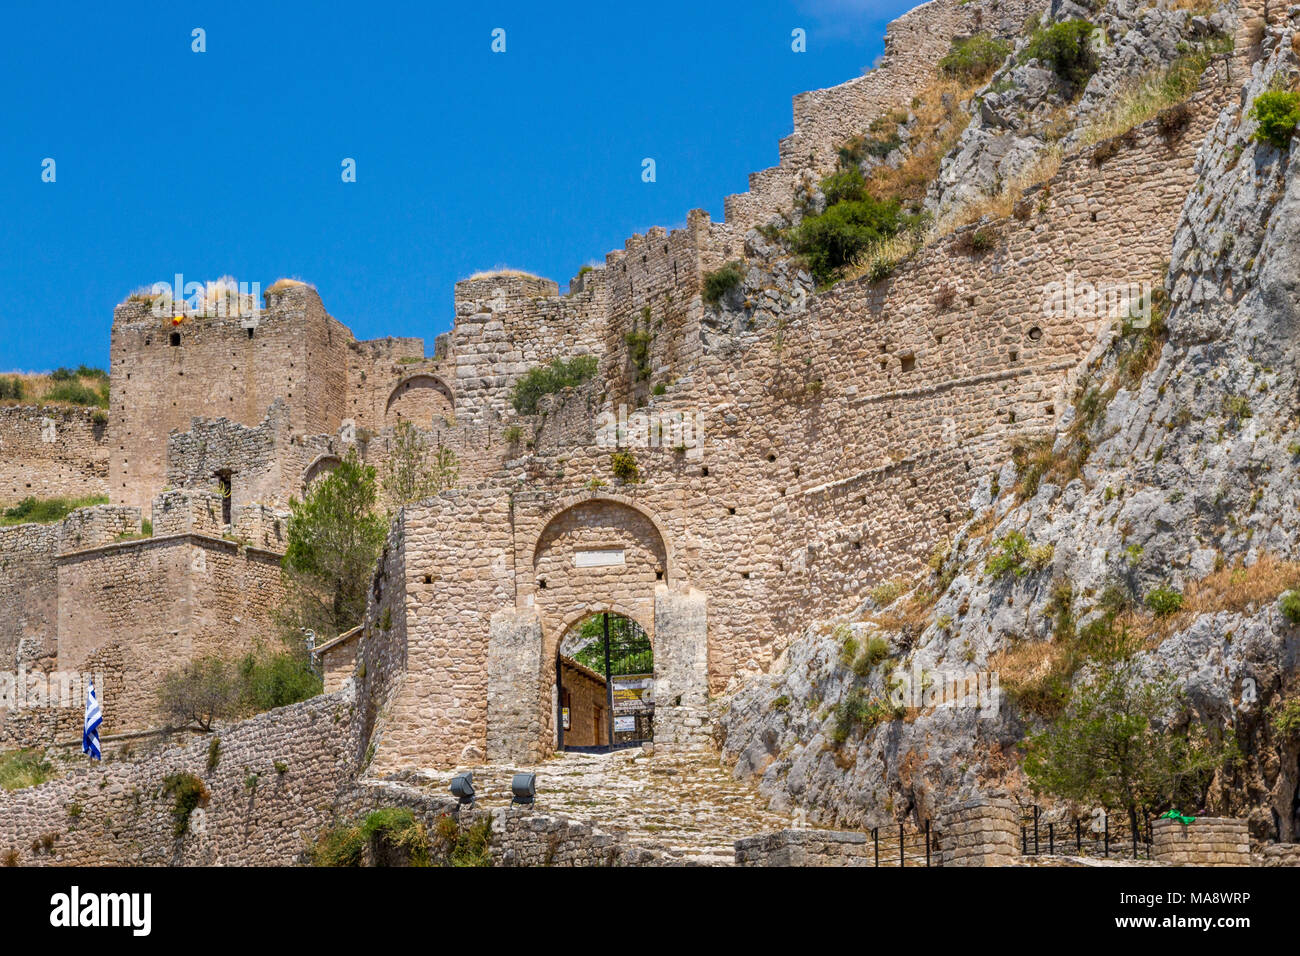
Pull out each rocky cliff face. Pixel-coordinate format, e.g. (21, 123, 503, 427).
(720, 7, 1300, 841)
(929, 0, 1238, 222)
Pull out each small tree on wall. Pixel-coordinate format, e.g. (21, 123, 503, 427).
(382, 421, 459, 505)
(157, 657, 243, 731)
(280, 450, 387, 640)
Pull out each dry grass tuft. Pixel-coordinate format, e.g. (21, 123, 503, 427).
(934, 145, 1062, 238)
(464, 267, 546, 282)
(1172, 554, 1300, 627)
(266, 277, 312, 294)
(862, 77, 984, 206)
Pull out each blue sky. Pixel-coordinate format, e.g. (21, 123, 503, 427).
(0, 0, 912, 371)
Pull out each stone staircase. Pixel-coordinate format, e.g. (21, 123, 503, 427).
(411, 748, 798, 865)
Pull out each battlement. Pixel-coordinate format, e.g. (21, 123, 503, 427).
(453, 271, 560, 316)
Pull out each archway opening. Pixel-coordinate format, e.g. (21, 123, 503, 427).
(555, 611, 653, 752)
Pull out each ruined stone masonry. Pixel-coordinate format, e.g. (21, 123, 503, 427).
(0, 0, 1281, 866)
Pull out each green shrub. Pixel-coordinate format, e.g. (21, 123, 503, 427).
(160, 772, 209, 837)
(1270, 697, 1300, 739)
(772, 695, 790, 711)
(0, 494, 109, 526)
(625, 329, 653, 380)
(0, 750, 54, 791)
(610, 450, 640, 483)
(433, 814, 493, 867)
(237, 650, 322, 713)
(939, 33, 1011, 81)
(1250, 90, 1300, 149)
(702, 261, 745, 308)
(819, 166, 868, 206)
(869, 580, 902, 606)
(960, 228, 997, 253)
(1023, 20, 1098, 92)
(509, 355, 599, 415)
(310, 822, 367, 867)
(0, 376, 24, 401)
(502, 425, 524, 445)
(1144, 586, 1184, 618)
(852, 636, 891, 676)
(1279, 590, 1300, 625)
(830, 689, 899, 745)
(360, 807, 430, 866)
(206, 737, 221, 771)
(792, 195, 903, 284)
(158, 648, 321, 730)
(986, 531, 1030, 579)
(43, 379, 109, 408)
(1222, 394, 1252, 425)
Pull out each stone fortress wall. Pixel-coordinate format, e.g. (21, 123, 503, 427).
(0, 405, 109, 506)
(0, 0, 1240, 785)
(0, 0, 1286, 869)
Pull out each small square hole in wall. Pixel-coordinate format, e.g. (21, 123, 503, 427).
(655, 569, 663, 581)
(701, 466, 709, 477)
(728, 506, 736, 515)
(900, 355, 916, 373)
(170, 332, 181, 346)
(537, 578, 547, 589)
(422, 574, 432, 584)
(1009, 349, 1019, 362)
(741, 571, 750, 579)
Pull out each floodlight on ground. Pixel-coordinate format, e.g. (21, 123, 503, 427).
(450, 772, 475, 806)
(510, 772, 537, 806)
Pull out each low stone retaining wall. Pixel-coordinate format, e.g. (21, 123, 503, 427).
(0, 688, 359, 866)
(735, 829, 872, 866)
(1151, 817, 1250, 866)
(343, 778, 661, 866)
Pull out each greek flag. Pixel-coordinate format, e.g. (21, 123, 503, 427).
(82, 678, 102, 761)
